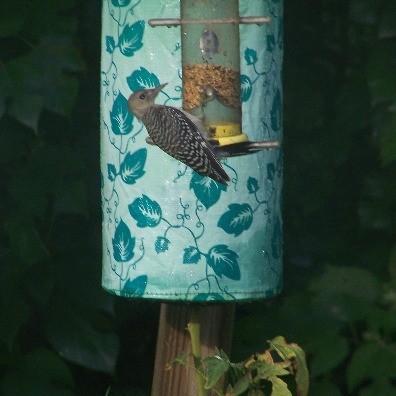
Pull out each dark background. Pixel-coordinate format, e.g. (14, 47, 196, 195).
(0, 0, 395, 395)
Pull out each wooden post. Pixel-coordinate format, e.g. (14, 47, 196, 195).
(151, 303, 235, 396)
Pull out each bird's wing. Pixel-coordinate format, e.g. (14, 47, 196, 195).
(158, 106, 229, 184)
(178, 109, 206, 136)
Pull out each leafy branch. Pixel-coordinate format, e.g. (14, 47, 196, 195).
(168, 336, 309, 396)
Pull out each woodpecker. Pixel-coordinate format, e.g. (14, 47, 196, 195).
(127, 83, 230, 185)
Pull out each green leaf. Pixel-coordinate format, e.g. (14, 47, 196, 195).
(22, 0, 77, 38)
(271, 377, 292, 396)
(288, 343, 309, 396)
(389, 244, 396, 280)
(6, 55, 43, 128)
(350, 0, 377, 25)
(7, 168, 48, 218)
(334, 75, 370, 132)
(358, 172, 396, 230)
(247, 391, 264, 396)
(308, 336, 349, 377)
(0, 287, 30, 350)
(360, 379, 396, 396)
(7, 91, 44, 132)
(0, 1, 29, 37)
(167, 352, 190, 368)
(229, 375, 250, 396)
(203, 355, 230, 389)
(0, 347, 74, 395)
(379, 116, 396, 165)
(45, 292, 119, 374)
(7, 37, 84, 130)
(0, 14, 25, 37)
(347, 342, 396, 392)
(269, 336, 295, 360)
(269, 338, 309, 396)
(23, 260, 53, 307)
(309, 380, 342, 396)
(378, 2, 396, 38)
(367, 305, 396, 338)
(0, 123, 31, 165)
(55, 180, 88, 216)
(255, 361, 290, 380)
(283, 64, 324, 132)
(367, 41, 396, 105)
(7, 144, 85, 218)
(310, 265, 381, 322)
(0, 59, 11, 118)
(4, 215, 49, 265)
(358, 198, 392, 230)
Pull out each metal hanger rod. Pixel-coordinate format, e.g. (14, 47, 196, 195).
(149, 16, 271, 27)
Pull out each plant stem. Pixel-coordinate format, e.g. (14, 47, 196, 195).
(187, 306, 208, 396)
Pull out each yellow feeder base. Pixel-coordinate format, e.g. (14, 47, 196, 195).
(208, 123, 249, 146)
(216, 133, 249, 146)
(209, 124, 241, 138)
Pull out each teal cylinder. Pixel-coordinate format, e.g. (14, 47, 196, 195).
(100, 0, 283, 302)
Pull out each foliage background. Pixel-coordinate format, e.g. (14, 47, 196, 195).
(0, 0, 395, 395)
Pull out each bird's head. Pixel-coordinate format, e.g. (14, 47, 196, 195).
(127, 83, 168, 120)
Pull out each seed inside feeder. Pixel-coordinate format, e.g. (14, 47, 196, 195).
(182, 64, 241, 110)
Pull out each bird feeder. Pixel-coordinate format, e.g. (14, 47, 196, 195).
(100, 0, 283, 302)
(180, 0, 244, 145)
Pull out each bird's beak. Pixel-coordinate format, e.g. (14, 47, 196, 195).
(152, 82, 168, 97)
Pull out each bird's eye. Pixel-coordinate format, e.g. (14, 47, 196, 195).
(139, 93, 146, 100)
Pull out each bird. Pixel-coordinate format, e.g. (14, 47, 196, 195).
(127, 83, 230, 185)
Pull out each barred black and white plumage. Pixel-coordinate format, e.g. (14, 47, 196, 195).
(127, 83, 229, 185)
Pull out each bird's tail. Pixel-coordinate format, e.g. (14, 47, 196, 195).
(212, 141, 280, 157)
(201, 145, 230, 185)
(209, 167, 230, 185)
